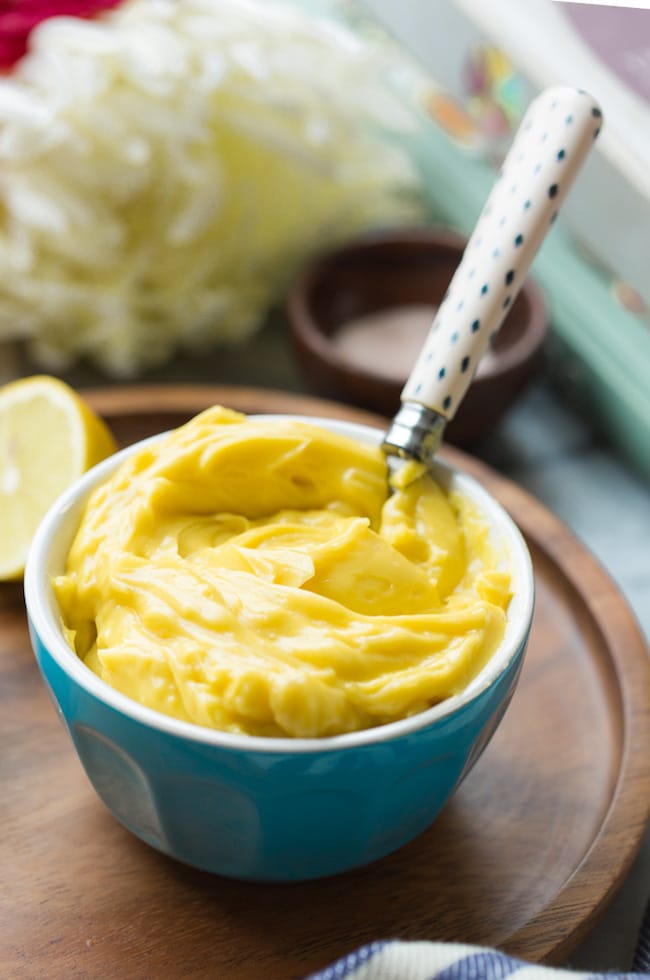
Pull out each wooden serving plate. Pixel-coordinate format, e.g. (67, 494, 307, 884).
(2, 385, 649, 978)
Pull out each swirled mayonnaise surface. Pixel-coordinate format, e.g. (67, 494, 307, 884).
(54, 407, 511, 738)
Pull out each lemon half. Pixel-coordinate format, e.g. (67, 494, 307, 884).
(0, 375, 117, 580)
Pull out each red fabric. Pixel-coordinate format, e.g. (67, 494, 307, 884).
(0, 0, 124, 69)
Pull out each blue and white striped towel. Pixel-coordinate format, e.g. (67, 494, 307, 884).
(306, 900, 650, 980)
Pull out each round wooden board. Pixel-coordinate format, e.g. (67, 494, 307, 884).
(2, 384, 649, 979)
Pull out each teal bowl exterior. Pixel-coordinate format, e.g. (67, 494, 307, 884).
(28, 620, 528, 880)
(25, 417, 534, 882)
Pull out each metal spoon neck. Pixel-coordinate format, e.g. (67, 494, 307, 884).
(381, 402, 447, 464)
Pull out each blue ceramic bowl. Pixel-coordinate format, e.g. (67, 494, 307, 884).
(24, 416, 534, 882)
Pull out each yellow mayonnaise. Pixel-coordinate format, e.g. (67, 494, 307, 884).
(54, 407, 511, 738)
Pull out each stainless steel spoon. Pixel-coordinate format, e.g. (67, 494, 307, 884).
(383, 85, 603, 465)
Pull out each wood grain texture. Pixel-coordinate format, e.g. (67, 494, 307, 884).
(2, 384, 649, 979)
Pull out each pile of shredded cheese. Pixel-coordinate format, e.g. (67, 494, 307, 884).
(0, 0, 425, 374)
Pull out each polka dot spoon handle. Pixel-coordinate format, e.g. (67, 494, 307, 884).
(383, 86, 602, 462)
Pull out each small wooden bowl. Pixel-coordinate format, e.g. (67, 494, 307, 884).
(287, 227, 548, 444)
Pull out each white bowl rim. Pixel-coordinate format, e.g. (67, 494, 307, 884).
(24, 414, 535, 755)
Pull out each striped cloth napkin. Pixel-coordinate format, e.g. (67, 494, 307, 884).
(306, 901, 650, 980)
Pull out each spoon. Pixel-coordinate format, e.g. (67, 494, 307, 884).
(382, 85, 603, 465)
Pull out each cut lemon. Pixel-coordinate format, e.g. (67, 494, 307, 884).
(0, 375, 118, 580)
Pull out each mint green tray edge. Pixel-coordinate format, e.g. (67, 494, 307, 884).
(402, 123, 650, 483)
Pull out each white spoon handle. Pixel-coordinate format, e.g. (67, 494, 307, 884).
(397, 86, 602, 438)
